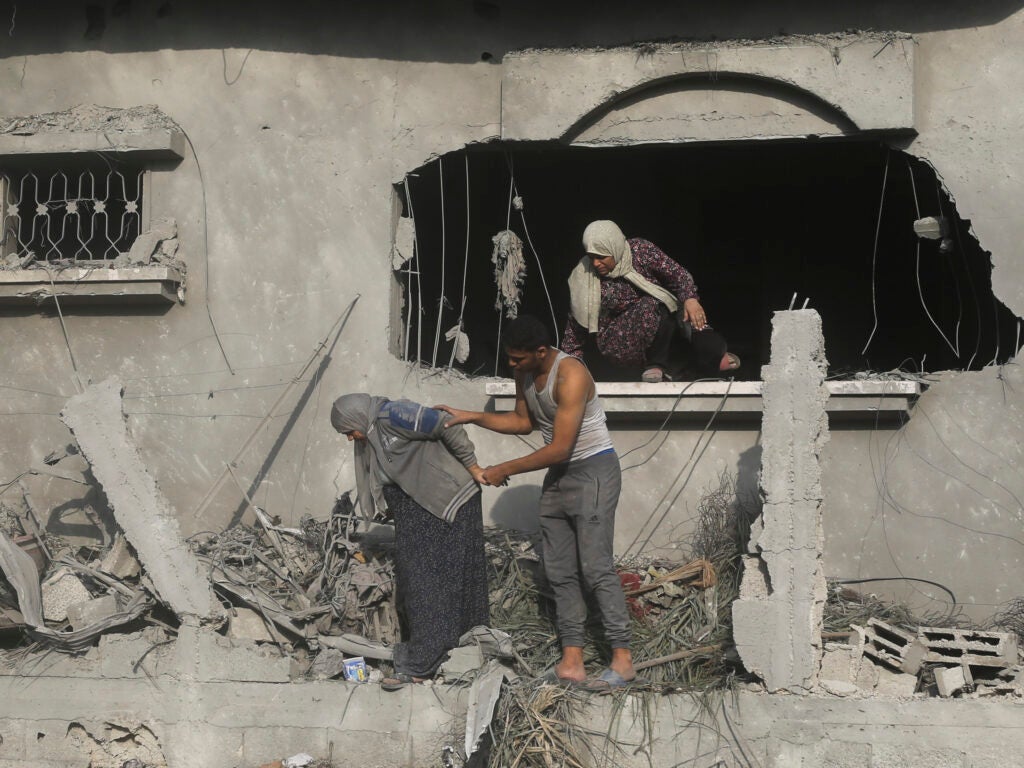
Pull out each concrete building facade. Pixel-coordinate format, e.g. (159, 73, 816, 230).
(0, 2, 1022, 765)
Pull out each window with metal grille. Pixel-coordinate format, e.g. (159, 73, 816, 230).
(1, 161, 144, 264)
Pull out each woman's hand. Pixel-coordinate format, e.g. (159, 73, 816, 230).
(682, 298, 708, 331)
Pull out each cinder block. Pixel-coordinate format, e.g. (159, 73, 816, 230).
(919, 627, 1018, 668)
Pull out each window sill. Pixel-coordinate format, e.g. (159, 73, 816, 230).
(0, 128, 184, 162)
(0, 265, 184, 306)
(484, 380, 921, 422)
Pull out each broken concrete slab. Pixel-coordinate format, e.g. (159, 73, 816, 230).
(438, 644, 484, 678)
(61, 378, 219, 622)
(66, 594, 119, 632)
(41, 567, 92, 622)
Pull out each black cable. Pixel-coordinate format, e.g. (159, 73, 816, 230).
(833, 576, 957, 607)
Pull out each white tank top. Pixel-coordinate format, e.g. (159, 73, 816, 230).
(522, 350, 614, 462)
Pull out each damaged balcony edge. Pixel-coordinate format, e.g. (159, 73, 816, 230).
(0, 266, 184, 306)
(485, 379, 921, 419)
(0, 128, 185, 162)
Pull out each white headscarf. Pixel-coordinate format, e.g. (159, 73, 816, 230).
(567, 220, 679, 333)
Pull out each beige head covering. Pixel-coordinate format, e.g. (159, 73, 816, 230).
(567, 220, 679, 333)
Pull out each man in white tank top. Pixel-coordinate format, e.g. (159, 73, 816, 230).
(437, 316, 637, 690)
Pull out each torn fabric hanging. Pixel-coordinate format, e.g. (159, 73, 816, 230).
(491, 229, 526, 319)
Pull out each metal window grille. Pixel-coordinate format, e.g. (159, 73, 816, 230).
(0, 167, 143, 263)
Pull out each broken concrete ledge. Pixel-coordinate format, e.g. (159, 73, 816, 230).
(0, 633, 1021, 768)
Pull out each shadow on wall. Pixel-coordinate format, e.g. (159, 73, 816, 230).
(488, 483, 542, 532)
(5, 0, 1024, 62)
(735, 442, 762, 507)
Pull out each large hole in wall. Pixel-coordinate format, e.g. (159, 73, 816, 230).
(394, 140, 1020, 380)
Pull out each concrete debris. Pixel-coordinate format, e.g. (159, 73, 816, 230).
(67, 720, 166, 768)
(283, 755, 315, 768)
(913, 215, 950, 240)
(859, 618, 927, 674)
(934, 664, 967, 697)
(0, 103, 179, 136)
(228, 606, 276, 643)
(459, 625, 516, 659)
(392, 216, 415, 270)
(99, 533, 142, 580)
(439, 644, 485, 678)
(872, 666, 918, 697)
(465, 660, 511, 758)
(62, 378, 220, 621)
(918, 626, 1018, 669)
(309, 647, 348, 680)
(41, 567, 92, 622)
(66, 594, 119, 631)
(117, 217, 178, 267)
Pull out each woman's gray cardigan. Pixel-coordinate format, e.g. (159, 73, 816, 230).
(368, 399, 480, 523)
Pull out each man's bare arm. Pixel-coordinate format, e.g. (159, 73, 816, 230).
(435, 375, 534, 435)
(482, 358, 590, 484)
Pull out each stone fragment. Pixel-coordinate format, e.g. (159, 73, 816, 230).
(874, 667, 918, 697)
(439, 644, 485, 678)
(99, 534, 141, 579)
(820, 679, 860, 697)
(66, 594, 118, 631)
(934, 665, 967, 697)
(820, 644, 857, 684)
(309, 648, 348, 680)
(41, 568, 92, 622)
(228, 607, 274, 643)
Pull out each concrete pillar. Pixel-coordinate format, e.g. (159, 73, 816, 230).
(732, 310, 829, 692)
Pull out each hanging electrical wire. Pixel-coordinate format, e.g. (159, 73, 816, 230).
(431, 157, 448, 368)
(447, 153, 472, 370)
(403, 176, 424, 368)
(907, 159, 960, 359)
(861, 149, 890, 356)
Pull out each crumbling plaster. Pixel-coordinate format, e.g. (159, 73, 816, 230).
(0, 1, 1021, 623)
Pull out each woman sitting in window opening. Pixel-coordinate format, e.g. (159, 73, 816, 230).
(562, 220, 740, 383)
(330, 394, 489, 691)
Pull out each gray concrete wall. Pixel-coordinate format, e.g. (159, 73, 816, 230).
(0, 1, 1021, 623)
(2, 629, 1022, 768)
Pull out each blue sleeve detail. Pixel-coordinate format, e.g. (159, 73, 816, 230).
(382, 399, 443, 435)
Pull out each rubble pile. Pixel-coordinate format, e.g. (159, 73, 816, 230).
(819, 611, 1023, 699)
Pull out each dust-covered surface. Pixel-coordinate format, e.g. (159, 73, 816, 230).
(0, 104, 180, 136)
